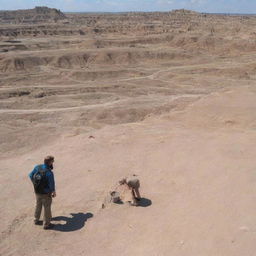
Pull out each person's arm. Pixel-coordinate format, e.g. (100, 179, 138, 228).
(48, 171, 56, 197)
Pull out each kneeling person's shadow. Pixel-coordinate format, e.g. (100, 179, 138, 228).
(137, 198, 152, 207)
(52, 212, 93, 232)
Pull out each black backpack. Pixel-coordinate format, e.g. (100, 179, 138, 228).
(32, 165, 48, 194)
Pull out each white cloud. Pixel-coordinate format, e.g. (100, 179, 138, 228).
(190, 0, 207, 4)
(157, 0, 174, 4)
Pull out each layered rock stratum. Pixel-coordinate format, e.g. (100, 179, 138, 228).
(0, 7, 256, 256)
(0, 6, 67, 24)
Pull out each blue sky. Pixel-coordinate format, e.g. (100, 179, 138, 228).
(0, 0, 256, 13)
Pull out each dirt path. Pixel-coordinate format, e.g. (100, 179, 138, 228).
(1, 87, 256, 256)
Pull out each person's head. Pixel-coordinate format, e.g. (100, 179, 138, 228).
(119, 178, 127, 185)
(44, 155, 54, 169)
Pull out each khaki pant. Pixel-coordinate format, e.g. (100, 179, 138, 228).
(127, 178, 140, 189)
(34, 193, 52, 226)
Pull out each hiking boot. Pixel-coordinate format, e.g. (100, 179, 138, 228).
(130, 200, 139, 206)
(34, 220, 43, 225)
(43, 223, 55, 230)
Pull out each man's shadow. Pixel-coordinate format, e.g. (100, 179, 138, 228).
(52, 212, 93, 232)
(137, 198, 152, 207)
(113, 197, 152, 207)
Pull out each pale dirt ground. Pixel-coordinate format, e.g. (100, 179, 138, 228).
(1, 10, 256, 256)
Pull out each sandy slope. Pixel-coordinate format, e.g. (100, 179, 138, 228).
(1, 86, 256, 256)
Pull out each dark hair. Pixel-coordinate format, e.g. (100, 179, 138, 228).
(44, 155, 54, 165)
(119, 178, 127, 185)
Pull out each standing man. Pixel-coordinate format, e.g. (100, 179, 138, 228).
(29, 155, 56, 230)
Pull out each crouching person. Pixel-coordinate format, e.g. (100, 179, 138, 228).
(29, 155, 56, 230)
(119, 175, 141, 206)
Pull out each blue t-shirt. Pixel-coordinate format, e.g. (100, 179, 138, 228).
(29, 164, 55, 194)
